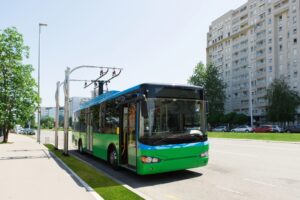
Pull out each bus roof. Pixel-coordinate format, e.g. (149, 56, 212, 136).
(75, 83, 203, 112)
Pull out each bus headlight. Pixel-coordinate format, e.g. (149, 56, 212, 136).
(200, 151, 209, 158)
(141, 156, 160, 163)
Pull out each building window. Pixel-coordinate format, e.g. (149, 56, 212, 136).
(268, 18, 272, 24)
(293, 16, 297, 24)
(294, 38, 297, 45)
(294, 71, 298, 77)
(279, 44, 283, 51)
(294, 49, 298, 56)
(269, 66, 272, 72)
(268, 8, 271, 14)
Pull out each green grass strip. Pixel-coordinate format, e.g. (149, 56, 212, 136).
(45, 144, 143, 200)
(208, 132, 300, 142)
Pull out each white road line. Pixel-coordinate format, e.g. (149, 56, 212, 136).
(212, 150, 258, 158)
(244, 178, 276, 187)
(216, 186, 243, 195)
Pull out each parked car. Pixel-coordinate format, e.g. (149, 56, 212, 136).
(253, 125, 282, 133)
(23, 128, 35, 135)
(231, 125, 253, 133)
(16, 127, 24, 134)
(212, 125, 228, 132)
(271, 125, 283, 133)
(253, 125, 273, 133)
(284, 125, 300, 133)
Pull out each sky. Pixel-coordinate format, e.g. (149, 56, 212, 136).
(1, 0, 246, 106)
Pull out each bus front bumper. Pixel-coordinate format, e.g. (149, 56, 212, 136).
(136, 142, 209, 175)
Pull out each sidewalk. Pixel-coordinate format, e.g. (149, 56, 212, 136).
(0, 133, 95, 200)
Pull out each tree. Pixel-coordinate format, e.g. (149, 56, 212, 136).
(233, 113, 248, 125)
(188, 62, 226, 126)
(266, 78, 300, 124)
(41, 117, 54, 129)
(219, 112, 248, 128)
(0, 27, 39, 142)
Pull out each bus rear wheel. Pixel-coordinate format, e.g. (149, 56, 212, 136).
(108, 147, 119, 170)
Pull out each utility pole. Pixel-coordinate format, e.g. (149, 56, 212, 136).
(248, 66, 253, 127)
(55, 81, 61, 149)
(37, 23, 47, 143)
(63, 67, 70, 155)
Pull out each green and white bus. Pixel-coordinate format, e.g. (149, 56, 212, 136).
(73, 83, 209, 175)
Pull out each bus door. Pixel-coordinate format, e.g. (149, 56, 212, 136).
(122, 103, 137, 168)
(86, 110, 93, 152)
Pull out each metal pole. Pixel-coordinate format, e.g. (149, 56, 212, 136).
(37, 25, 41, 143)
(37, 23, 47, 143)
(249, 67, 253, 127)
(55, 81, 60, 149)
(63, 67, 70, 155)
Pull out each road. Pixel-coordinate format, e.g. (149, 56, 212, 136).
(39, 130, 300, 200)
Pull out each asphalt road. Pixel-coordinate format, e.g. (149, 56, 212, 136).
(39, 130, 300, 200)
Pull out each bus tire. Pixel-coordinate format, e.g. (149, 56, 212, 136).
(78, 139, 83, 154)
(108, 147, 119, 170)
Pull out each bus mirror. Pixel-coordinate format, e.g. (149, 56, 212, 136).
(141, 101, 148, 118)
(205, 101, 209, 114)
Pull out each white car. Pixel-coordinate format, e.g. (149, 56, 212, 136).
(231, 125, 253, 133)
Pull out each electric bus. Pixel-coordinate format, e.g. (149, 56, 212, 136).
(72, 83, 209, 175)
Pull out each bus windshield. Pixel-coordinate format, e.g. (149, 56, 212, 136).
(139, 98, 207, 146)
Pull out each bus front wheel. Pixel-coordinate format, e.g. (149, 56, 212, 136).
(108, 147, 119, 170)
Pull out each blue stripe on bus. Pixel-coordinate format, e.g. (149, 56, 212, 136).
(76, 85, 142, 112)
(138, 141, 209, 150)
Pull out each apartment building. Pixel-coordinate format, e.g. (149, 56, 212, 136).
(207, 0, 300, 123)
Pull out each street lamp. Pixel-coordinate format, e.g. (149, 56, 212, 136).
(248, 66, 253, 128)
(37, 23, 47, 143)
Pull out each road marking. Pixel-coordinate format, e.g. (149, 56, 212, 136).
(244, 178, 276, 187)
(217, 186, 243, 195)
(212, 150, 257, 158)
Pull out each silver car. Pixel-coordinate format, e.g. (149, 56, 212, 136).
(231, 125, 253, 133)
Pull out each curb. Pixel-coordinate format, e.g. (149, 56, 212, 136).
(48, 151, 104, 200)
(71, 153, 152, 200)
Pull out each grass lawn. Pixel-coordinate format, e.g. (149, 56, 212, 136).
(208, 132, 300, 142)
(45, 144, 143, 200)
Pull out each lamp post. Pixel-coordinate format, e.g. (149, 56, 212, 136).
(248, 66, 253, 127)
(37, 23, 47, 143)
